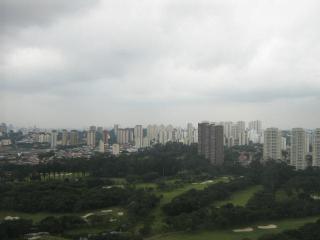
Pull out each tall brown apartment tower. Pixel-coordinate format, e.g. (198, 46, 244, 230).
(198, 122, 224, 165)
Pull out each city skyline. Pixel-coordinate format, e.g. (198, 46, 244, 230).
(1, 0, 320, 129)
(1, 120, 319, 131)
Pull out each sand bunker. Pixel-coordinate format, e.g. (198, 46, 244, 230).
(232, 227, 254, 232)
(257, 224, 278, 229)
(4, 216, 20, 221)
(82, 213, 94, 218)
(101, 209, 113, 213)
(200, 180, 214, 185)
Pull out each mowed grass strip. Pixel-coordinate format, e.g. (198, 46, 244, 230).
(214, 185, 263, 207)
(151, 177, 231, 234)
(148, 216, 320, 240)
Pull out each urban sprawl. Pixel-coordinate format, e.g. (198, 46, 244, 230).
(0, 121, 319, 171)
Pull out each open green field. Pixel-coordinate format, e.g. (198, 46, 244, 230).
(161, 177, 231, 204)
(215, 185, 263, 207)
(136, 182, 158, 189)
(37, 237, 70, 240)
(148, 216, 320, 240)
(150, 177, 231, 234)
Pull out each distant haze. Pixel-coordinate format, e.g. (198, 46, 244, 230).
(1, 0, 320, 129)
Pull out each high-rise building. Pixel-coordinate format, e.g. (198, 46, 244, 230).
(198, 122, 224, 165)
(158, 128, 167, 145)
(166, 125, 174, 142)
(187, 123, 194, 145)
(112, 144, 120, 155)
(143, 136, 150, 147)
(281, 137, 287, 150)
(263, 128, 281, 161)
(147, 125, 158, 145)
(313, 129, 320, 167)
(290, 128, 307, 170)
(117, 128, 134, 145)
(61, 129, 68, 146)
(249, 120, 262, 134)
(98, 140, 105, 153)
(87, 129, 96, 148)
(239, 131, 248, 145)
(134, 125, 143, 148)
(37, 132, 50, 143)
(70, 130, 79, 146)
(50, 130, 58, 149)
(0, 123, 7, 135)
(97, 127, 103, 133)
(103, 130, 109, 144)
(114, 124, 119, 140)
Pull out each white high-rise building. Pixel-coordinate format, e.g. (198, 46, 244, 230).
(193, 129, 198, 143)
(158, 129, 167, 144)
(143, 137, 150, 147)
(222, 122, 233, 139)
(147, 125, 158, 145)
(166, 125, 174, 142)
(134, 125, 143, 148)
(87, 129, 96, 148)
(313, 129, 320, 167)
(281, 137, 287, 150)
(237, 121, 246, 132)
(112, 144, 120, 156)
(248, 129, 259, 144)
(239, 131, 248, 145)
(263, 128, 282, 161)
(249, 120, 262, 134)
(38, 132, 50, 143)
(290, 128, 308, 170)
(50, 130, 58, 149)
(98, 140, 105, 153)
(187, 123, 194, 145)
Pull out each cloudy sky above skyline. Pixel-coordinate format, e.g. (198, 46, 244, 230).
(1, 0, 320, 129)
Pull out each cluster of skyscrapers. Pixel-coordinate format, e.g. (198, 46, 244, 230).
(114, 124, 198, 148)
(2, 121, 320, 170)
(263, 127, 320, 170)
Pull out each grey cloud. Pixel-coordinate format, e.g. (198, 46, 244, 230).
(1, 0, 320, 128)
(0, 0, 98, 28)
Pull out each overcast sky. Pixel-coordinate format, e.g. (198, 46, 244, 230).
(1, 0, 319, 129)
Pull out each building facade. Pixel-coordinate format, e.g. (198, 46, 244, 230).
(50, 130, 58, 149)
(263, 128, 281, 161)
(198, 122, 224, 165)
(290, 128, 307, 170)
(313, 129, 320, 167)
(70, 130, 79, 146)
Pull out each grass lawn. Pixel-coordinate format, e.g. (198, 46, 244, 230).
(214, 185, 263, 207)
(148, 216, 320, 240)
(110, 178, 127, 185)
(135, 182, 158, 189)
(150, 177, 231, 234)
(161, 177, 231, 204)
(37, 237, 70, 240)
(64, 226, 108, 235)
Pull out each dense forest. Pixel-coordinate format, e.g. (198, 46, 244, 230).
(1, 143, 320, 240)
